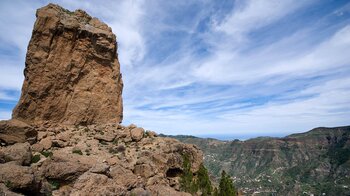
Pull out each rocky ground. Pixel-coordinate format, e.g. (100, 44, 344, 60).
(0, 120, 203, 195)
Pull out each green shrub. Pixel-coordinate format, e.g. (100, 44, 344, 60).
(218, 170, 237, 196)
(180, 153, 198, 194)
(197, 164, 212, 195)
(31, 154, 41, 163)
(4, 181, 13, 189)
(41, 150, 53, 157)
(48, 180, 60, 190)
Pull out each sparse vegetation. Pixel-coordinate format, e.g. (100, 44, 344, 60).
(180, 153, 216, 195)
(197, 164, 212, 195)
(41, 150, 53, 157)
(144, 131, 150, 137)
(109, 147, 118, 154)
(48, 180, 60, 190)
(180, 153, 198, 194)
(72, 149, 83, 155)
(62, 8, 74, 15)
(5, 180, 13, 189)
(117, 144, 126, 153)
(31, 154, 41, 163)
(218, 170, 237, 196)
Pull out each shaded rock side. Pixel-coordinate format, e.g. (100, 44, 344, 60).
(0, 119, 37, 145)
(12, 3, 123, 126)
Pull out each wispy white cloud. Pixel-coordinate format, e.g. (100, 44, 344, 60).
(194, 24, 350, 85)
(212, 0, 314, 44)
(0, 91, 17, 101)
(0, 1, 36, 55)
(107, 1, 146, 69)
(0, 0, 349, 138)
(218, 77, 350, 133)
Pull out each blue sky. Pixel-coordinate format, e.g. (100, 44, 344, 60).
(0, 0, 350, 139)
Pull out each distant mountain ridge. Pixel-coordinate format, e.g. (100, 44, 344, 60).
(161, 126, 350, 195)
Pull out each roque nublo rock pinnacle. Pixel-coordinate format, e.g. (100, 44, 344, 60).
(12, 4, 123, 126)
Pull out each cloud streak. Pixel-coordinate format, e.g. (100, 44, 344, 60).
(0, 0, 349, 138)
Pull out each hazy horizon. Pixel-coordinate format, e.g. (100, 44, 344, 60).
(1, 0, 350, 137)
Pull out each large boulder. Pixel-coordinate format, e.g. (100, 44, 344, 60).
(41, 156, 91, 181)
(12, 3, 123, 126)
(0, 142, 32, 165)
(0, 162, 34, 190)
(130, 127, 144, 142)
(0, 119, 37, 145)
(147, 185, 191, 196)
(94, 132, 116, 142)
(69, 172, 127, 196)
(109, 165, 139, 189)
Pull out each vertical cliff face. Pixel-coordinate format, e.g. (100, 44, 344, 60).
(12, 4, 123, 126)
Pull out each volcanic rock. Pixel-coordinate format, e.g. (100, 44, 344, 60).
(0, 162, 34, 190)
(130, 127, 145, 142)
(12, 3, 123, 126)
(0, 142, 32, 165)
(0, 183, 23, 196)
(0, 119, 37, 145)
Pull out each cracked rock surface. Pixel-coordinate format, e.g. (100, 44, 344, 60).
(13, 3, 123, 126)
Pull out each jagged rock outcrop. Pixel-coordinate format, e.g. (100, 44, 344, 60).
(12, 3, 123, 126)
(0, 4, 206, 196)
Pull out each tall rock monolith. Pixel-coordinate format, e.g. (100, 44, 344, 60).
(12, 4, 123, 125)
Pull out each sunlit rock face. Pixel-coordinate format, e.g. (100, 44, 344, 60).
(12, 3, 123, 126)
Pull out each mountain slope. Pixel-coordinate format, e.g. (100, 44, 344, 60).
(164, 126, 350, 195)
